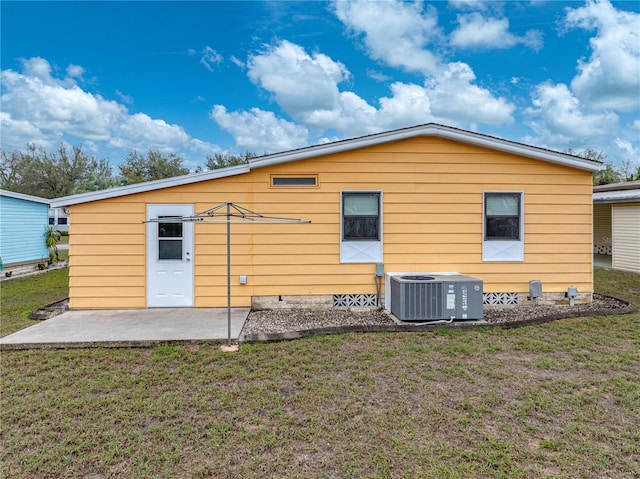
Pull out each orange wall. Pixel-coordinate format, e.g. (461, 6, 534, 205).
(68, 137, 593, 308)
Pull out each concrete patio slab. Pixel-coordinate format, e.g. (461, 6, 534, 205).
(0, 307, 250, 350)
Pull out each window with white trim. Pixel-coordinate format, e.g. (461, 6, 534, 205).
(482, 192, 524, 262)
(343, 192, 381, 241)
(340, 191, 383, 263)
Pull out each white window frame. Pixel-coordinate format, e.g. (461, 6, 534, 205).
(340, 190, 383, 263)
(482, 191, 524, 262)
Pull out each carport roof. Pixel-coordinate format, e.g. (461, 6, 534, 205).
(593, 181, 640, 204)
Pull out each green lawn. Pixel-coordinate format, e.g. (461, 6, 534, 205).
(0, 267, 68, 337)
(1, 267, 639, 478)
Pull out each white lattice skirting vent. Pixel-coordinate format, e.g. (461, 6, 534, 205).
(333, 293, 519, 308)
(594, 245, 612, 255)
(333, 294, 378, 308)
(483, 292, 519, 306)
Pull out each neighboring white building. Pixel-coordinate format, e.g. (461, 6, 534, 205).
(593, 181, 640, 273)
(49, 207, 69, 232)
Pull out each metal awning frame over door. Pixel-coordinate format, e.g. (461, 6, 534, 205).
(144, 202, 311, 345)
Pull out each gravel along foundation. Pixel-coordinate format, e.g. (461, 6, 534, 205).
(240, 294, 637, 342)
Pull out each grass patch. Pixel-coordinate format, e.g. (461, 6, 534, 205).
(0, 268, 68, 336)
(594, 267, 640, 304)
(2, 317, 639, 478)
(1, 267, 639, 477)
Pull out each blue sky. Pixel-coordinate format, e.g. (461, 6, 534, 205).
(1, 1, 639, 171)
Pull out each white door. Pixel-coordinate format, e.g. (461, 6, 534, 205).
(146, 204, 194, 307)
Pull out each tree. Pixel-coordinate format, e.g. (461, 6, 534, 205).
(565, 148, 640, 186)
(593, 163, 622, 186)
(565, 148, 607, 164)
(119, 150, 189, 185)
(73, 172, 122, 194)
(44, 225, 61, 262)
(619, 159, 640, 182)
(0, 144, 115, 198)
(205, 151, 257, 170)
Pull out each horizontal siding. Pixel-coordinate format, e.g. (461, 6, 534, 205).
(593, 204, 611, 246)
(68, 137, 594, 308)
(0, 195, 50, 264)
(612, 204, 640, 273)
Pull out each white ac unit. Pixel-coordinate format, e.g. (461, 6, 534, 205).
(389, 274, 483, 321)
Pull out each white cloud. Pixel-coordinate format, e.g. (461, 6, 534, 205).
(230, 56, 245, 69)
(247, 40, 350, 123)
(199, 46, 224, 71)
(332, 0, 442, 76)
(376, 83, 439, 128)
(189, 46, 224, 71)
(66, 64, 85, 80)
(614, 138, 634, 155)
(115, 89, 134, 105)
(222, 35, 515, 148)
(205, 2, 518, 151)
(427, 63, 515, 123)
(448, 0, 492, 11)
(0, 111, 49, 148)
(373, 63, 515, 130)
(110, 114, 191, 151)
(524, 81, 619, 148)
(450, 13, 543, 50)
(0, 57, 218, 162)
(210, 105, 309, 153)
(564, 0, 640, 112)
(367, 69, 391, 82)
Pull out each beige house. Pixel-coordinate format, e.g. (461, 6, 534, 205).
(593, 181, 640, 273)
(51, 124, 601, 311)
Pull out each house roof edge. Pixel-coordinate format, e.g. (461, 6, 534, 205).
(0, 189, 51, 205)
(50, 164, 250, 207)
(249, 123, 602, 172)
(50, 124, 604, 207)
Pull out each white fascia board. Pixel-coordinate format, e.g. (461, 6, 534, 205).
(427, 125, 602, 172)
(0, 189, 51, 205)
(249, 123, 602, 172)
(50, 164, 250, 208)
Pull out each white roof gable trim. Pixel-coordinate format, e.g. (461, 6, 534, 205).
(50, 123, 601, 208)
(249, 123, 602, 171)
(0, 189, 51, 205)
(51, 163, 250, 207)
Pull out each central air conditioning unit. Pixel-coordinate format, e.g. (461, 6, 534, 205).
(390, 274, 483, 321)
